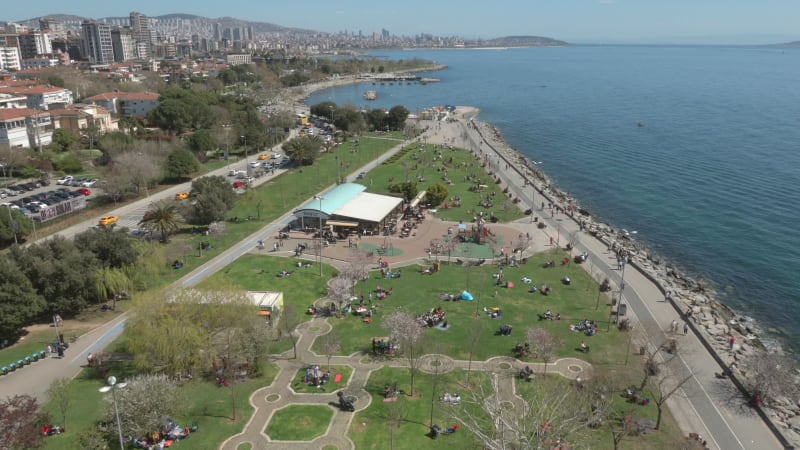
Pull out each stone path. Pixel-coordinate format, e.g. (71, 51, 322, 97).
(219, 312, 592, 450)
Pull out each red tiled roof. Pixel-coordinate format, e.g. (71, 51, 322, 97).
(0, 85, 68, 95)
(0, 108, 35, 120)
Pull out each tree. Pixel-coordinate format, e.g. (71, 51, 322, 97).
(190, 175, 236, 224)
(139, 200, 184, 242)
(147, 98, 190, 133)
(424, 182, 449, 207)
(186, 129, 217, 156)
(0, 256, 45, 343)
(382, 310, 425, 396)
(327, 276, 353, 308)
(283, 136, 322, 165)
(94, 267, 132, 307)
(744, 352, 799, 405)
(389, 180, 418, 202)
(165, 147, 200, 180)
(47, 75, 65, 87)
(0, 394, 48, 450)
(54, 152, 83, 173)
(310, 101, 337, 121)
(282, 304, 300, 359)
(526, 327, 560, 375)
(0, 208, 33, 245)
(112, 149, 162, 197)
(321, 329, 341, 371)
(10, 236, 99, 316)
(105, 374, 185, 439)
(648, 369, 693, 430)
(386, 105, 410, 130)
(449, 373, 602, 449)
(47, 378, 71, 431)
(50, 128, 77, 152)
(75, 226, 139, 268)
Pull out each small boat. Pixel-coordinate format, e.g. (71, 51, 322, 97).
(363, 90, 377, 101)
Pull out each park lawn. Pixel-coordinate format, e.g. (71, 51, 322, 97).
(196, 254, 337, 327)
(42, 355, 280, 450)
(364, 144, 525, 224)
(311, 249, 626, 366)
(350, 367, 476, 450)
(265, 404, 333, 441)
(290, 365, 354, 394)
(133, 134, 402, 292)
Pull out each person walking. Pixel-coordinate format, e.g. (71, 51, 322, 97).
(671, 319, 678, 333)
(683, 322, 689, 335)
(729, 335, 736, 350)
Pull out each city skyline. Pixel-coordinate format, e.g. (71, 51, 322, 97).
(3, 0, 800, 45)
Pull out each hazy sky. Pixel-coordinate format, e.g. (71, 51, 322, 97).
(5, 0, 800, 44)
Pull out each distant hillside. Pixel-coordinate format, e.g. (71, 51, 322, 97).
(773, 41, 800, 47)
(480, 35, 569, 47)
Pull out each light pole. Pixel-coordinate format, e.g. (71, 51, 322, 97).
(241, 135, 249, 175)
(223, 124, 231, 168)
(614, 230, 636, 326)
(315, 195, 325, 277)
(99, 375, 128, 450)
(529, 161, 542, 222)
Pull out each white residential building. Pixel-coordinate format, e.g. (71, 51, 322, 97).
(0, 108, 53, 150)
(18, 31, 52, 59)
(0, 46, 21, 71)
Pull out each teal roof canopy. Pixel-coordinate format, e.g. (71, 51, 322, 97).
(295, 183, 367, 216)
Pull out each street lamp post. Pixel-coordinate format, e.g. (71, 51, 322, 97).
(315, 195, 324, 277)
(241, 135, 249, 175)
(223, 124, 231, 168)
(99, 376, 128, 450)
(614, 230, 636, 326)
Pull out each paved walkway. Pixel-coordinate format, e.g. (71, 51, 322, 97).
(219, 314, 592, 450)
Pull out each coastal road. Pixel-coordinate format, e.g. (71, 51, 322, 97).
(440, 112, 783, 449)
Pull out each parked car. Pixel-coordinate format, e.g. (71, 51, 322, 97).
(232, 180, 246, 189)
(98, 215, 118, 226)
(76, 188, 91, 196)
(56, 175, 74, 185)
(82, 179, 98, 187)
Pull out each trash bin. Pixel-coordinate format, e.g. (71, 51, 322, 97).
(618, 303, 627, 316)
(639, 346, 646, 355)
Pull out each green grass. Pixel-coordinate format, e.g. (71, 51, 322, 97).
(364, 144, 526, 223)
(42, 359, 280, 450)
(197, 254, 337, 327)
(0, 329, 59, 370)
(291, 365, 353, 393)
(236, 443, 252, 450)
(310, 249, 625, 365)
(349, 367, 476, 449)
(265, 405, 333, 441)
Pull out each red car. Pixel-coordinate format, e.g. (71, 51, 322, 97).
(232, 181, 246, 189)
(76, 188, 91, 196)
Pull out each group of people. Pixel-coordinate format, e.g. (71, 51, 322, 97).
(304, 365, 331, 387)
(440, 392, 461, 404)
(417, 306, 446, 327)
(514, 342, 531, 357)
(540, 310, 562, 321)
(570, 318, 599, 336)
(371, 338, 396, 356)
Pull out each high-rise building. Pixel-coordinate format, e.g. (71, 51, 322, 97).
(81, 20, 114, 63)
(129, 11, 151, 58)
(39, 18, 66, 40)
(213, 23, 221, 41)
(111, 28, 136, 62)
(18, 31, 52, 59)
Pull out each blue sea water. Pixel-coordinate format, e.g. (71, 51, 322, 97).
(307, 46, 800, 348)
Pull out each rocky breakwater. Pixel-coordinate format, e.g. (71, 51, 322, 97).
(471, 119, 800, 447)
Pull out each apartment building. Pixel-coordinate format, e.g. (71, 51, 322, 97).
(81, 20, 114, 64)
(0, 108, 53, 150)
(0, 86, 74, 110)
(49, 103, 118, 135)
(0, 46, 21, 71)
(84, 91, 160, 117)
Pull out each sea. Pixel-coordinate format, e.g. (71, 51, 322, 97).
(307, 46, 800, 351)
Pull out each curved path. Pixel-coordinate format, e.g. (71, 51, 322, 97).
(220, 314, 592, 450)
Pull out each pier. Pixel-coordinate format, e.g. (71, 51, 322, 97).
(358, 73, 440, 84)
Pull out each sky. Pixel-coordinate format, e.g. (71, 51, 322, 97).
(4, 0, 800, 44)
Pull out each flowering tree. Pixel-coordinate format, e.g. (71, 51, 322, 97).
(106, 374, 184, 439)
(526, 327, 560, 375)
(382, 310, 425, 396)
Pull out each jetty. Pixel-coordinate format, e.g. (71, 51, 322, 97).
(358, 73, 440, 85)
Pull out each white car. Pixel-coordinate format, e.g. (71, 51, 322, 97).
(249, 161, 261, 169)
(82, 178, 98, 187)
(56, 175, 74, 185)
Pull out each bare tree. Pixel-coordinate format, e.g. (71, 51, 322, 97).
(282, 304, 300, 359)
(448, 372, 601, 449)
(526, 327, 560, 375)
(340, 248, 371, 283)
(321, 329, 341, 371)
(606, 408, 640, 450)
(649, 370, 694, 430)
(327, 276, 353, 309)
(384, 394, 407, 450)
(743, 352, 800, 404)
(465, 318, 485, 386)
(382, 310, 425, 396)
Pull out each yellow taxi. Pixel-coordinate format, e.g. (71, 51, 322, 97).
(175, 192, 189, 201)
(98, 215, 118, 226)
(258, 153, 269, 160)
